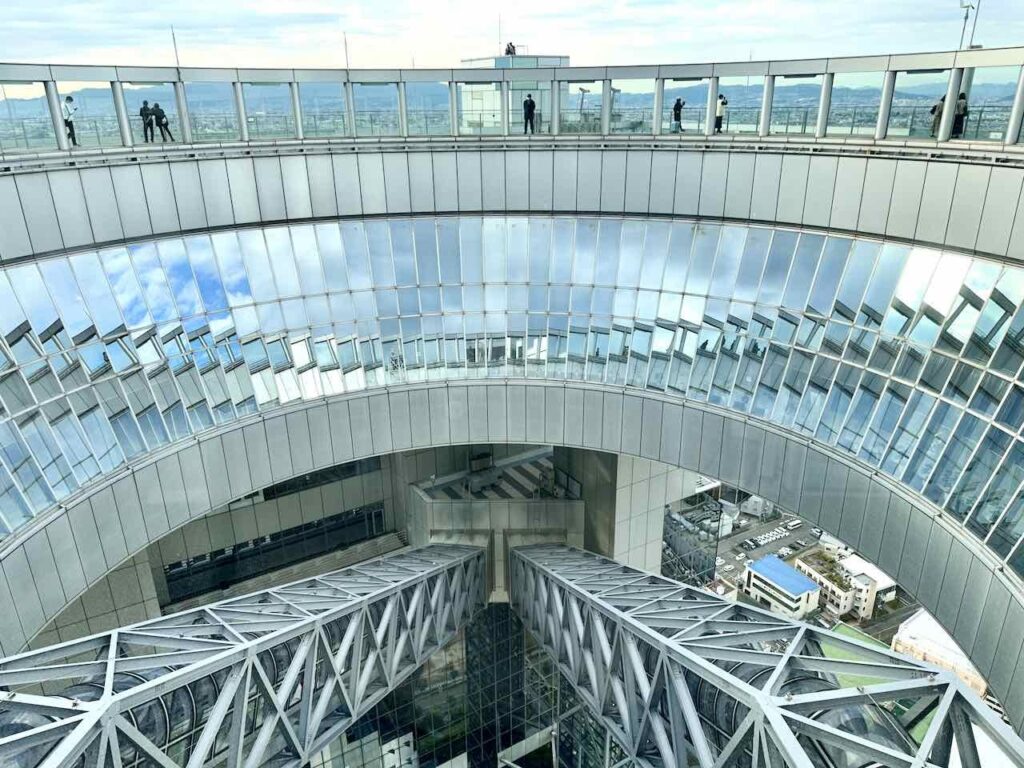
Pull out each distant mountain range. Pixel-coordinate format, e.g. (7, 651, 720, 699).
(1, 79, 1017, 118)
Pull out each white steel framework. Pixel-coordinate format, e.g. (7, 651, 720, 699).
(510, 544, 1024, 768)
(0, 544, 485, 768)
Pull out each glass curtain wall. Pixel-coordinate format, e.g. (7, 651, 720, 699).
(888, 69, 950, 138)
(122, 83, 178, 144)
(351, 82, 399, 137)
(957, 65, 1022, 141)
(662, 78, 709, 133)
(559, 81, 602, 134)
(0, 81, 54, 153)
(56, 81, 120, 148)
(827, 71, 885, 136)
(770, 74, 822, 134)
(242, 82, 295, 140)
(717, 75, 764, 133)
(184, 81, 240, 142)
(299, 82, 348, 138)
(609, 79, 654, 134)
(508, 78, 551, 135)
(456, 81, 502, 135)
(405, 81, 450, 136)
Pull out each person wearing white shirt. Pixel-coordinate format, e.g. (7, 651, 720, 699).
(61, 96, 78, 147)
(714, 94, 728, 134)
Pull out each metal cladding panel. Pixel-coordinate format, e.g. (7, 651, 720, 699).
(552, 150, 578, 210)
(914, 161, 958, 245)
(778, 438, 806, 513)
(826, 55, 890, 73)
(581, 389, 602, 448)
(798, 154, 839, 227)
(599, 150, 627, 213)
(737, 422, 764, 491)
(332, 154, 363, 215)
(991, 596, 1024, 698)
(48, 170, 93, 249)
(601, 390, 623, 454)
(168, 161, 208, 231)
(769, 58, 827, 76)
(917, 523, 954, 609)
(67, 500, 107, 584)
(409, 388, 431, 446)
(935, 538, 972, 627)
(406, 152, 435, 212)
(294, 68, 349, 83)
(658, 402, 683, 466)
(576, 150, 602, 211)
(529, 150, 554, 211)
(286, 410, 314, 473)
(14, 173, 63, 253)
(382, 152, 411, 213)
(829, 156, 867, 231)
(139, 162, 181, 233)
(713, 60, 770, 76)
(431, 152, 459, 211)
(281, 154, 313, 219)
(648, 151, 677, 214)
(719, 418, 743, 486)
(797, 448, 827, 524)
(254, 156, 287, 221)
(697, 152, 727, 217)
(886, 160, 927, 240)
(23, 529, 65, 619)
(545, 387, 566, 445)
(115, 66, 178, 82)
(487, 385, 508, 442)
(638, 396, 662, 459)
(156, 454, 189, 529)
(79, 167, 124, 244)
(480, 152, 506, 210)
(4, 550, 45, 633)
(241, 422, 271, 484)
(179, 67, 239, 82)
(359, 154, 389, 215)
(952, 556, 992, 653)
(857, 158, 896, 235)
(759, 431, 785, 502)
(507, 384, 527, 443)
(135, 463, 170, 541)
(977, 167, 1024, 257)
(624, 150, 653, 214)
(224, 157, 260, 223)
(50, 64, 118, 81)
(973, 580, 1013, 676)
(857, 483, 891, 562)
(467, 386, 488, 442)
(448, 385, 470, 444)
(505, 151, 529, 210)
(819, 458, 848, 532)
(838, 467, 869, 544)
(749, 153, 783, 221)
(197, 159, 235, 227)
(673, 151, 702, 215)
(0, 566, 23, 655)
(775, 153, 810, 224)
(897, 509, 931, 595)
(697, 411, 723, 478)
(221, 428, 251, 499)
(456, 151, 482, 211)
(723, 151, 754, 219)
(945, 163, 990, 251)
(659, 63, 714, 78)
(0, 176, 32, 261)
(237, 68, 293, 82)
(89, 487, 128, 566)
(427, 386, 451, 444)
(108, 165, 151, 239)
(305, 154, 338, 217)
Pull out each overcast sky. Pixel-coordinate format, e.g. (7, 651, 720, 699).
(3, 0, 1024, 69)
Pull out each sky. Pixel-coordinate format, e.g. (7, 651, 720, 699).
(1, 0, 1023, 70)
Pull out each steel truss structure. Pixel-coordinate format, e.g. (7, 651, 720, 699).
(511, 544, 1024, 768)
(0, 544, 485, 768)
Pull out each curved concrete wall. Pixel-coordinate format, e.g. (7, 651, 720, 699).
(2, 140, 1024, 263)
(2, 379, 1023, 730)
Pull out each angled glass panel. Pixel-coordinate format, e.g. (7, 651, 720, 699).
(183, 81, 239, 142)
(609, 79, 654, 134)
(0, 80, 54, 153)
(456, 81, 502, 135)
(299, 81, 348, 137)
(123, 82, 177, 144)
(352, 82, 399, 137)
(663, 78, 709, 133)
(242, 82, 294, 139)
(888, 69, 950, 139)
(956, 65, 1021, 141)
(716, 75, 763, 134)
(770, 73, 822, 135)
(559, 81, 602, 134)
(55, 80, 119, 148)
(827, 71, 884, 136)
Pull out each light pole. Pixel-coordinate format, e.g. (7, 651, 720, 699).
(959, 0, 976, 49)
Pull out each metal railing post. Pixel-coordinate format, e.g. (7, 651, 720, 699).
(174, 80, 192, 143)
(705, 75, 719, 137)
(1005, 66, 1024, 145)
(449, 81, 458, 136)
(551, 79, 560, 136)
(875, 69, 896, 140)
(344, 80, 356, 137)
(397, 80, 408, 137)
(44, 80, 69, 151)
(290, 81, 304, 140)
(759, 74, 775, 136)
(937, 68, 963, 141)
(233, 81, 249, 141)
(815, 72, 833, 138)
(111, 81, 133, 147)
(501, 80, 510, 135)
(653, 77, 664, 136)
(601, 79, 612, 135)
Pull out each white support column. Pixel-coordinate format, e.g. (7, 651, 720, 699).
(111, 81, 133, 147)
(397, 81, 409, 137)
(1006, 66, 1024, 145)
(815, 72, 833, 138)
(601, 79, 612, 135)
(937, 68, 964, 141)
(758, 75, 775, 137)
(705, 75, 719, 137)
(44, 80, 69, 151)
(449, 81, 458, 136)
(290, 81, 304, 140)
(344, 81, 357, 137)
(551, 80, 560, 136)
(234, 81, 249, 141)
(174, 80, 193, 144)
(875, 69, 896, 140)
(501, 80, 510, 136)
(652, 77, 664, 136)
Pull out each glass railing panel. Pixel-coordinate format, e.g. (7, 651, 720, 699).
(826, 71, 884, 136)
(242, 82, 295, 140)
(559, 80, 602, 134)
(456, 81, 502, 135)
(184, 81, 240, 142)
(716, 75, 763, 134)
(0, 80, 56, 153)
(887, 69, 950, 139)
(56, 80, 121, 148)
(609, 79, 654, 134)
(299, 82, 348, 138)
(770, 74, 822, 135)
(509, 79, 551, 135)
(955, 65, 1021, 142)
(352, 82, 400, 137)
(123, 82, 179, 145)
(662, 79, 709, 134)
(405, 81, 450, 136)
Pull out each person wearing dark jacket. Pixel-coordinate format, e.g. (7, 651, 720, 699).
(952, 92, 969, 138)
(152, 103, 175, 142)
(672, 97, 684, 132)
(523, 93, 536, 134)
(140, 100, 154, 143)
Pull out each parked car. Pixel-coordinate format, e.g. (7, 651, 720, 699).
(723, 565, 735, 572)
(715, 557, 725, 566)
(811, 527, 823, 537)
(735, 552, 746, 561)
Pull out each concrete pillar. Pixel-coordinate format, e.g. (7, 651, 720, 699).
(174, 81, 192, 144)
(500, 80, 510, 135)
(44, 80, 69, 151)
(290, 81, 304, 140)
(449, 81, 458, 136)
(705, 76, 719, 137)
(233, 81, 249, 141)
(758, 75, 775, 136)
(1006, 66, 1024, 145)
(601, 79, 612, 135)
(111, 81, 133, 147)
(937, 68, 964, 141)
(397, 80, 408, 137)
(815, 72, 834, 138)
(875, 69, 896, 140)
(652, 77, 664, 136)
(551, 80, 560, 136)
(344, 81, 357, 137)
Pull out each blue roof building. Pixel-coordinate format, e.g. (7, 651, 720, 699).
(744, 555, 821, 619)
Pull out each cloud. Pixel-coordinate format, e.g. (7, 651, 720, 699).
(2, 0, 1023, 69)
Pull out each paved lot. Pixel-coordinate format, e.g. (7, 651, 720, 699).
(715, 513, 820, 579)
